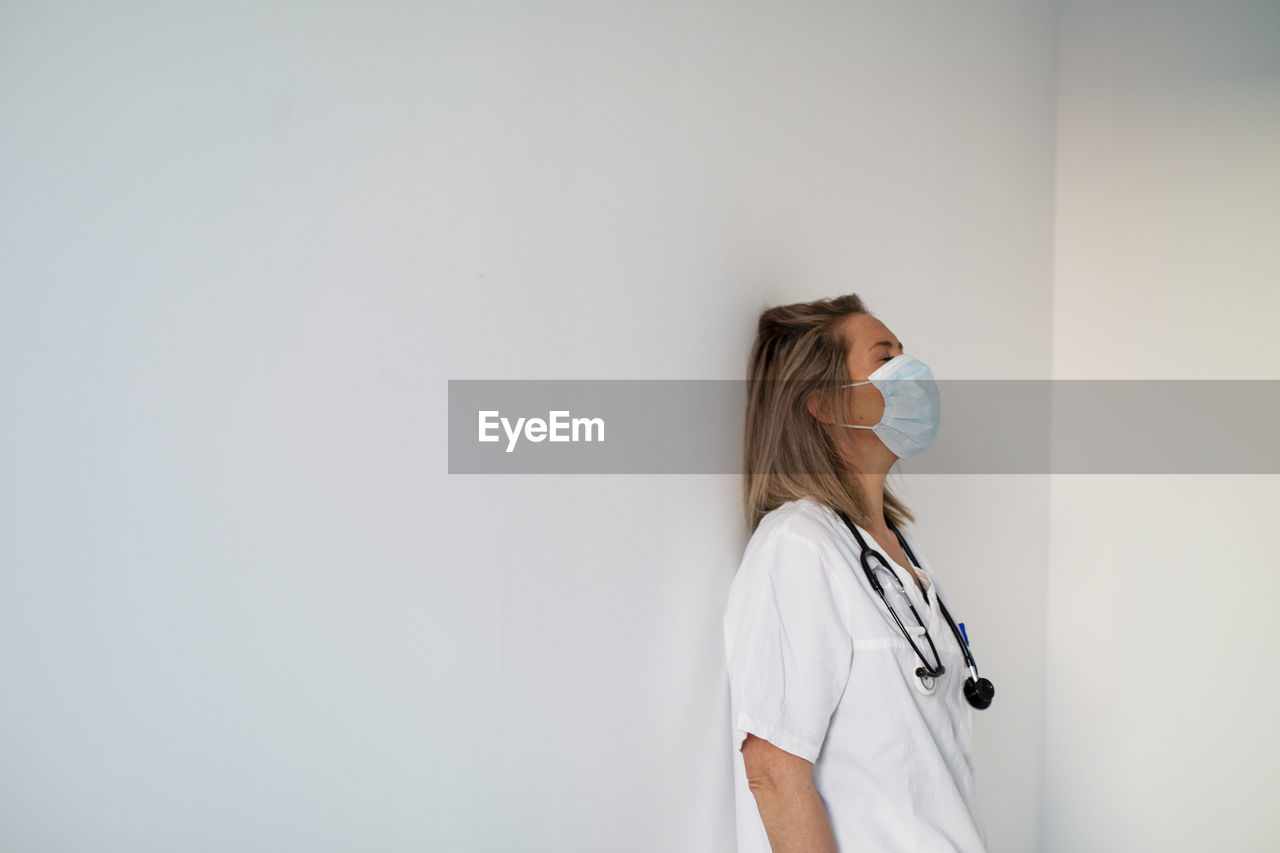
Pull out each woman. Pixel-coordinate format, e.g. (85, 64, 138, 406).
(723, 294, 991, 852)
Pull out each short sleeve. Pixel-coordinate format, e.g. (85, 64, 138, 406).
(723, 529, 853, 764)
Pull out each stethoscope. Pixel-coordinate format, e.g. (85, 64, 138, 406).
(834, 509, 995, 710)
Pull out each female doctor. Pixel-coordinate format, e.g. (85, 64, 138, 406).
(724, 293, 992, 852)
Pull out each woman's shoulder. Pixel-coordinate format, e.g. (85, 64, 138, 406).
(733, 499, 850, 600)
(750, 497, 846, 553)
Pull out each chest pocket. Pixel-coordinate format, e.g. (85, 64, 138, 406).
(834, 553, 967, 669)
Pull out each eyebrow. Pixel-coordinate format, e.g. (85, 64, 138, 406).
(868, 340, 902, 351)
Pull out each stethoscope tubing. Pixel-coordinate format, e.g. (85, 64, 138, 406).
(834, 509, 984, 684)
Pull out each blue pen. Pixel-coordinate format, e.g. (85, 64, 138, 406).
(958, 622, 970, 646)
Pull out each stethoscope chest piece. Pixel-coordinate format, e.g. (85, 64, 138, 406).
(913, 669, 938, 696)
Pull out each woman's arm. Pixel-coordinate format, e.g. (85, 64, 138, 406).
(741, 734, 838, 853)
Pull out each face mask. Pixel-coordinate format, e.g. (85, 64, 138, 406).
(838, 354, 941, 458)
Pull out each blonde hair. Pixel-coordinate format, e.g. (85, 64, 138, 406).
(742, 293, 915, 533)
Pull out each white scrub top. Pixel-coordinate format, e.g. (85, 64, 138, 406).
(723, 497, 988, 852)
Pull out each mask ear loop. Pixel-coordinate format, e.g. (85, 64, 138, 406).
(837, 378, 875, 430)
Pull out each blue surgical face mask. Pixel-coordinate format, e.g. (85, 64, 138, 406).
(839, 354, 941, 458)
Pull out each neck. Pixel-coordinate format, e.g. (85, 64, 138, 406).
(854, 471, 888, 531)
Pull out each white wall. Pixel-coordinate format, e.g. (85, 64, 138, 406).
(1, 2, 1059, 850)
(1047, 1, 1280, 850)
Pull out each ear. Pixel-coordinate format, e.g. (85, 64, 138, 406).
(806, 389, 833, 424)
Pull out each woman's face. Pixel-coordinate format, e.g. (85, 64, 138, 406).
(842, 312, 904, 383)
(836, 312, 906, 464)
